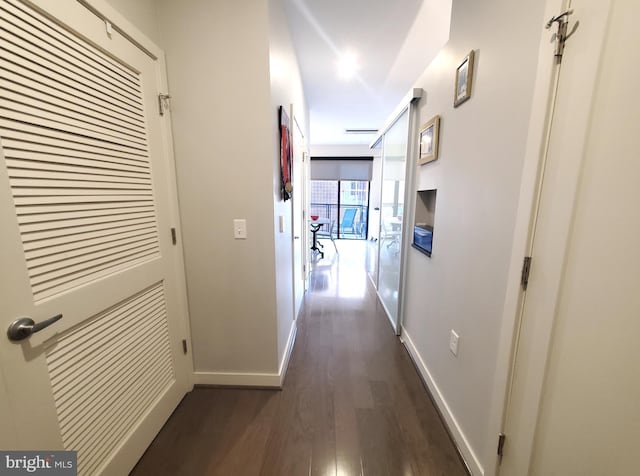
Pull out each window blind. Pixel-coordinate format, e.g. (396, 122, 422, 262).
(310, 157, 373, 181)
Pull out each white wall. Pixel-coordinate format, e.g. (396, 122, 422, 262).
(155, 0, 280, 378)
(104, 0, 159, 44)
(400, 0, 545, 473)
(268, 0, 308, 367)
(310, 144, 372, 157)
(105, 0, 308, 384)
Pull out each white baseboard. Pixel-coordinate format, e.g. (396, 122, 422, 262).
(401, 327, 484, 476)
(194, 370, 281, 387)
(278, 320, 297, 387)
(194, 322, 297, 389)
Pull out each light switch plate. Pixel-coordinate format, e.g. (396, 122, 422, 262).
(233, 219, 247, 239)
(449, 330, 459, 357)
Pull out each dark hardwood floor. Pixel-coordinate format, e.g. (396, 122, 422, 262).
(131, 241, 467, 476)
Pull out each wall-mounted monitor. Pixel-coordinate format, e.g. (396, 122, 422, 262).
(413, 189, 437, 257)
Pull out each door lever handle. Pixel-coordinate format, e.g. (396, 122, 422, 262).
(7, 314, 63, 341)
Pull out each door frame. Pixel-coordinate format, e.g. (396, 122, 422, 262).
(290, 106, 306, 317)
(0, 0, 193, 454)
(0, 364, 16, 449)
(371, 90, 422, 336)
(303, 149, 311, 290)
(484, 0, 612, 473)
(80, 0, 194, 386)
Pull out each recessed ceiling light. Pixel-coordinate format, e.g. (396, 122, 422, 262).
(337, 51, 358, 80)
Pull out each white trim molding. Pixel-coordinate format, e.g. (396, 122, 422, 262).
(78, 0, 159, 58)
(194, 371, 281, 388)
(278, 321, 297, 387)
(402, 327, 484, 476)
(370, 88, 423, 148)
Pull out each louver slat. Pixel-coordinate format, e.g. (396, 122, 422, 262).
(25, 230, 158, 263)
(6, 153, 150, 178)
(0, 0, 160, 303)
(45, 283, 175, 476)
(0, 119, 148, 156)
(0, 16, 144, 111)
(17, 205, 155, 224)
(1, 133, 149, 164)
(0, 46, 144, 119)
(2, 2, 177, 475)
(0, 63, 147, 132)
(21, 221, 155, 252)
(2, 92, 148, 147)
(1, 1, 141, 94)
(2, 0, 136, 81)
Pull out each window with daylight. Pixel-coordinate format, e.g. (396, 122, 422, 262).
(310, 180, 370, 240)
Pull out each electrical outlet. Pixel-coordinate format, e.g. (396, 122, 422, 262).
(449, 330, 459, 357)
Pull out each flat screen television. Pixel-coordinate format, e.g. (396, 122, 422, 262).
(413, 225, 433, 256)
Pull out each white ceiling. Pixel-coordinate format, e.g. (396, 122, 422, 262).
(284, 0, 452, 146)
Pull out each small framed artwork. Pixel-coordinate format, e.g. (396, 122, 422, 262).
(418, 115, 440, 165)
(454, 50, 475, 107)
(279, 105, 293, 200)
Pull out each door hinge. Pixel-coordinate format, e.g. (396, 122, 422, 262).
(170, 227, 177, 245)
(303, 264, 306, 274)
(158, 93, 171, 116)
(521, 256, 532, 290)
(545, 10, 574, 63)
(497, 433, 506, 461)
(182, 339, 188, 354)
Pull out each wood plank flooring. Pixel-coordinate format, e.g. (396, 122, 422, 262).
(131, 241, 468, 476)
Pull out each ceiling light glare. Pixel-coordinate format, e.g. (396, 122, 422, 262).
(337, 51, 358, 80)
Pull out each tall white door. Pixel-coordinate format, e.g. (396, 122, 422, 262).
(291, 110, 305, 317)
(376, 109, 409, 333)
(0, 1, 190, 474)
(303, 148, 311, 289)
(0, 365, 16, 449)
(500, 0, 639, 474)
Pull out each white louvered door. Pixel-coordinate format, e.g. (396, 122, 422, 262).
(0, 1, 190, 474)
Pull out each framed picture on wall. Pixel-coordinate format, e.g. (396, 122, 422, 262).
(279, 105, 293, 200)
(418, 115, 441, 165)
(454, 50, 475, 107)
